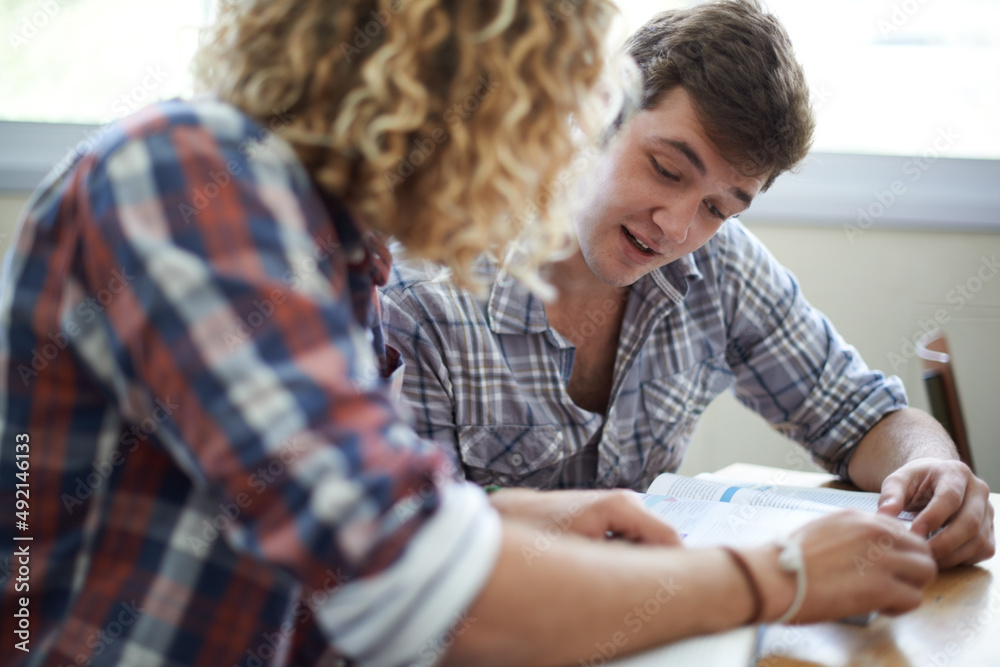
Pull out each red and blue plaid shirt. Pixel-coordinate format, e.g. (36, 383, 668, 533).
(0, 99, 499, 667)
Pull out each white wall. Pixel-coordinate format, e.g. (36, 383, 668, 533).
(0, 195, 27, 257)
(2, 192, 998, 488)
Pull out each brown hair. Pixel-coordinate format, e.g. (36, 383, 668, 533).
(624, 0, 813, 191)
(195, 0, 620, 289)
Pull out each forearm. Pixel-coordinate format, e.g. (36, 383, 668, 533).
(444, 520, 766, 667)
(847, 407, 959, 491)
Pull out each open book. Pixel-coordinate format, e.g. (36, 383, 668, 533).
(640, 471, 914, 548)
(606, 471, 900, 666)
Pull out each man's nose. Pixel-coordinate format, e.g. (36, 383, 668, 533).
(650, 193, 699, 245)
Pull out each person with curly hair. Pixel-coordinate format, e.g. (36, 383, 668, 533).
(0, 1, 940, 666)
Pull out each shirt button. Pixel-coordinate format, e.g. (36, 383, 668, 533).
(510, 452, 524, 467)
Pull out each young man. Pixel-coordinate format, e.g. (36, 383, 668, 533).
(0, 1, 943, 666)
(380, 0, 995, 570)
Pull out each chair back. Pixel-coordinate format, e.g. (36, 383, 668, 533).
(915, 330, 974, 473)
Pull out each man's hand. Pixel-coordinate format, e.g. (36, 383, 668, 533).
(876, 458, 995, 568)
(487, 488, 681, 546)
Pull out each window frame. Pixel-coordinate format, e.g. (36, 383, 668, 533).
(741, 152, 1000, 232)
(2, 120, 999, 232)
(1, 120, 103, 191)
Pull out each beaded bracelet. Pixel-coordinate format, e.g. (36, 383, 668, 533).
(483, 485, 503, 494)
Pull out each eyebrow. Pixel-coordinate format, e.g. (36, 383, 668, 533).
(653, 137, 754, 207)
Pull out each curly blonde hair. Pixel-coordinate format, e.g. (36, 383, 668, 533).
(195, 0, 621, 290)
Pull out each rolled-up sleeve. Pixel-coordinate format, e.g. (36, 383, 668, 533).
(717, 221, 908, 478)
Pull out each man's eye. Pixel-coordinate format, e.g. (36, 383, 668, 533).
(650, 157, 679, 181)
(706, 203, 726, 220)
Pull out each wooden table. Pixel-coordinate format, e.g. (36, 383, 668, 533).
(714, 463, 1000, 667)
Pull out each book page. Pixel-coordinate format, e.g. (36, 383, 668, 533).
(646, 473, 840, 514)
(695, 473, 916, 520)
(639, 495, 823, 547)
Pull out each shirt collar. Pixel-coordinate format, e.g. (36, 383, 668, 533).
(486, 268, 552, 335)
(486, 252, 703, 336)
(654, 251, 703, 297)
(671, 251, 703, 282)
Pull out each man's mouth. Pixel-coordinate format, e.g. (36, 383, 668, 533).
(623, 227, 655, 254)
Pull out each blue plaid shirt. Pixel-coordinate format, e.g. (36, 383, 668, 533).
(379, 219, 908, 491)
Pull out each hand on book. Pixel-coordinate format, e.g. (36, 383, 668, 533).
(487, 488, 681, 546)
(744, 510, 937, 624)
(875, 458, 996, 569)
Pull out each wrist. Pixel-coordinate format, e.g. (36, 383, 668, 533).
(719, 547, 764, 624)
(486, 488, 543, 519)
(741, 544, 798, 623)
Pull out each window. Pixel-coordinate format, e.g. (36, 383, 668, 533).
(0, 0, 213, 190)
(615, 1, 1000, 230)
(619, 0, 1000, 160)
(2, 0, 998, 230)
(762, 0, 1000, 161)
(1, 0, 211, 124)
